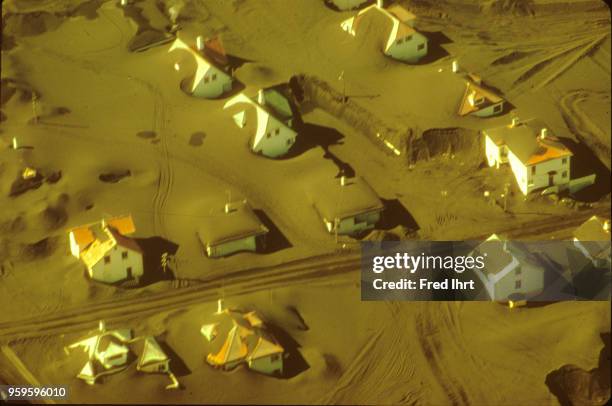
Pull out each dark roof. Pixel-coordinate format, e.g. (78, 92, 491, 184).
(261, 88, 293, 121)
(311, 176, 383, 221)
(198, 201, 268, 246)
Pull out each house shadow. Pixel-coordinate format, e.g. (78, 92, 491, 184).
(253, 209, 292, 253)
(284, 122, 345, 158)
(414, 31, 452, 65)
(226, 54, 252, 72)
(377, 198, 419, 232)
(561, 138, 611, 202)
(265, 323, 309, 379)
(157, 340, 191, 378)
(134, 236, 179, 285)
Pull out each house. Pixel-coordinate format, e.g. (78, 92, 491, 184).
(458, 79, 505, 117)
(310, 176, 384, 236)
(468, 234, 550, 302)
(340, 0, 427, 63)
(573, 215, 611, 269)
(169, 35, 233, 98)
(197, 200, 269, 258)
(224, 88, 298, 158)
(484, 119, 573, 195)
(67, 321, 133, 385)
(201, 307, 284, 376)
(68, 215, 144, 284)
(136, 336, 170, 374)
(326, 0, 368, 10)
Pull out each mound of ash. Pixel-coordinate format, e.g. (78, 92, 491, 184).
(546, 333, 610, 406)
(9, 168, 62, 197)
(21, 237, 59, 261)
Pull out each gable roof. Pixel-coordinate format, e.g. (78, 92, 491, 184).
(169, 37, 231, 93)
(484, 121, 572, 166)
(137, 337, 169, 368)
(198, 200, 268, 246)
(458, 81, 504, 116)
(311, 176, 384, 221)
(574, 215, 611, 259)
(204, 309, 283, 369)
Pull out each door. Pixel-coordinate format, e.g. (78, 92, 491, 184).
(547, 171, 555, 187)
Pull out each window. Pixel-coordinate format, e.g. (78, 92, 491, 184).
(212, 73, 217, 81)
(474, 97, 484, 106)
(270, 353, 280, 362)
(515, 280, 521, 289)
(286, 138, 293, 145)
(494, 104, 502, 112)
(417, 43, 425, 50)
(406, 35, 413, 41)
(275, 128, 280, 135)
(562, 171, 568, 178)
(204, 76, 210, 83)
(515, 267, 521, 275)
(562, 158, 567, 165)
(266, 132, 271, 139)
(122, 251, 128, 260)
(396, 38, 403, 45)
(531, 166, 536, 175)
(104, 256, 111, 264)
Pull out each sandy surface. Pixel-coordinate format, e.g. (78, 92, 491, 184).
(1, 0, 610, 404)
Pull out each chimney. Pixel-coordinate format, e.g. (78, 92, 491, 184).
(196, 35, 204, 51)
(257, 89, 265, 105)
(377, 0, 384, 8)
(224, 202, 231, 213)
(340, 175, 347, 186)
(217, 298, 223, 314)
(12, 137, 18, 150)
(451, 60, 459, 73)
(99, 320, 106, 332)
(540, 128, 548, 139)
(120, 0, 128, 6)
(604, 220, 610, 232)
(511, 117, 519, 127)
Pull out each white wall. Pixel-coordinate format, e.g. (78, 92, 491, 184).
(90, 245, 143, 284)
(526, 156, 570, 194)
(207, 235, 257, 258)
(386, 32, 428, 63)
(252, 114, 297, 158)
(473, 102, 504, 117)
(193, 66, 232, 99)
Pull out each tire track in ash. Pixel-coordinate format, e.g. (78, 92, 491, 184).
(150, 83, 173, 236)
(414, 302, 473, 406)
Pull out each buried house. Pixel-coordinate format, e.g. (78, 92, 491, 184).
(340, 0, 427, 63)
(573, 215, 611, 269)
(68, 215, 144, 284)
(483, 119, 574, 196)
(224, 88, 298, 158)
(67, 321, 133, 385)
(310, 176, 384, 236)
(466, 234, 559, 302)
(197, 200, 269, 258)
(201, 307, 285, 376)
(458, 77, 505, 118)
(169, 35, 233, 98)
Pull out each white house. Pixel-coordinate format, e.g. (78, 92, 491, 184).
(224, 89, 297, 158)
(68, 215, 144, 284)
(341, 1, 427, 63)
(484, 119, 573, 195)
(469, 234, 547, 302)
(198, 200, 269, 258)
(169, 36, 233, 99)
(458, 79, 505, 118)
(201, 307, 285, 376)
(327, 0, 367, 10)
(573, 215, 611, 269)
(67, 321, 133, 385)
(310, 176, 384, 236)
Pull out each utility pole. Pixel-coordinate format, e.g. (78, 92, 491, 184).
(338, 70, 346, 103)
(31, 93, 39, 124)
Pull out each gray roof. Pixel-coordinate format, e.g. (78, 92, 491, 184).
(311, 176, 383, 221)
(198, 201, 268, 246)
(574, 216, 611, 258)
